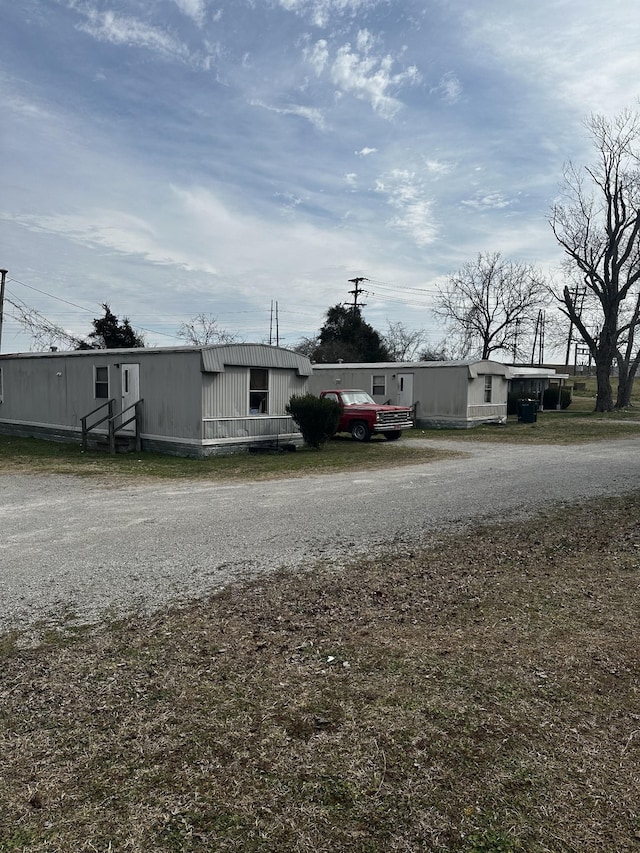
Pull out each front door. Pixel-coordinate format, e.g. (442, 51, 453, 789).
(121, 363, 140, 432)
(397, 373, 414, 408)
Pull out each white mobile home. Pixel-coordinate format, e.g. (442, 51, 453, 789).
(307, 360, 510, 428)
(0, 343, 311, 456)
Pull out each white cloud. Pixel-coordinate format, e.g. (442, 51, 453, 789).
(375, 170, 437, 246)
(173, 0, 208, 27)
(5, 185, 371, 290)
(431, 72, 462, 104)
(329, 34, 421, 118)
(8, 209, 216, 272)
(356, 147, 377, 156)
(457, 1, 639, 116)
(345, 172, 357, 187)
(275, 192, 302, 212)
(278, 0, 375, 28)
(461, 192, 512, 210)
(4, 91, 55, 121)
(356, 28, 376, 54)
(250, 99, 326, 130)
(304, 39, 329, 75)
(423, 159, 452, 176)
(74, 7, 198, 65)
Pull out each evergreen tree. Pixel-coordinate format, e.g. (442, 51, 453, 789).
(77, 304, 145, 350)
(311, 305, 390, 363)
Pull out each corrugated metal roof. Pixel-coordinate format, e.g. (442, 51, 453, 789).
(200, 344, 312, 376)
(311, 359, 508, 372)
(309, 360, 511, 380)
(0, 343, 313, 376)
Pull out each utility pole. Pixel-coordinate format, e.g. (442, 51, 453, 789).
(530, 310, 545, 365)
(269, 300, 280, 346)
(347, 277, 368, 312)
(269, 300, 273, 345)
(512, 318, 521, 362)
(0, 269, 8, 352)
(565, 285, 587, 366)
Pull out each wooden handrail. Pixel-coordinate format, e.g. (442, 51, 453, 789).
(81, 399, 114, 450)
(83, 398, 116, 421)
(108, 399, 144, 454)
(81, 398, 143, 454)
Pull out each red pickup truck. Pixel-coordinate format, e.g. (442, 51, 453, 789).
(319, 389, 413, 442)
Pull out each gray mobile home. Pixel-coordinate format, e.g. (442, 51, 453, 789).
(308, 360, 510, 428)
(0, 343, 311, 456)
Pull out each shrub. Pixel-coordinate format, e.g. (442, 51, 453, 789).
(507, 392, 529, 416)
(286, 394, 341, 449)
(508, 388, 571, 414)
(543, 386, 572, 410)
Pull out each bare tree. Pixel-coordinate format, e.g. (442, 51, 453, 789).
(419, 343, 449, 361)
(8, 298, 145, 351)
(551, 110, 640, 410)
(435, 252, 546, 361)
(292, 335, 319, 358)
(7, 297, 84, 350)
(177, 313, 240, 346)
(382, 321, 430, 362)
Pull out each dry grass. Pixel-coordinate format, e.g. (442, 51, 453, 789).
(1, 494, 639, 852)
(0, 434, 456, 483)
(410, 408, 640, 445)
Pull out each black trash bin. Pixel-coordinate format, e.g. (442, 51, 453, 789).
(519, 399, 537, 423)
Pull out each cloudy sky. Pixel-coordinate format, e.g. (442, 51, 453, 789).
(2, 0, 639, 353)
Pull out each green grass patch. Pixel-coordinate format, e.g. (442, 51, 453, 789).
(1, 494, 639, 851)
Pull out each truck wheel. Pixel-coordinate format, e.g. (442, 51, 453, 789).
(385, 431, 402, 441)
(351, 421, 371, 442)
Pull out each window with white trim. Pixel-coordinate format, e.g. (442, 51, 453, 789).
(484, 374, 492, 403)
(249, 368, 269, 414)
(372, 374, 386, 396)
(95, 365, 109, 399)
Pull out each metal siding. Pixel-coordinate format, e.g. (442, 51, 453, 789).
(467, 404, 507, 418)
(0, 350, 204, 440)
(308, 362, 510, 420)
(0, 355, 112, 427)
(270, 369, 308, 412)
(413, 367, 468, 416)
(307, 368, 377, 397)
(0, 348, 309, 447)
(202, 416, 298, 440)
(202, 367, 308, 419)
(138, 352, 203, 439)
(202, 366, 248, 418)
(468, 375, 509, 406)
(201, 344, 312, 375)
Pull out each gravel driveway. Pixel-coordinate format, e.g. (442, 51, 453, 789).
(2, 437, 639, 635)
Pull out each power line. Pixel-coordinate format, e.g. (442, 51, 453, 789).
(365, 277, 442, 296)
(7, 276, 97, 313)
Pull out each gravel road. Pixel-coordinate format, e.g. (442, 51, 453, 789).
(2, 437, 639, 635)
